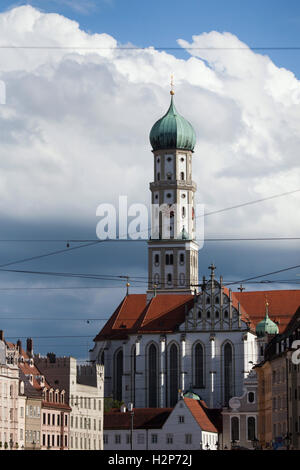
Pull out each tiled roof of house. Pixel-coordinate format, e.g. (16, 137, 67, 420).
(104, 407, 172, 430)
(234, 290, 300, 333)
(184, 398, 219, 433)
(94, 289, 300, 340)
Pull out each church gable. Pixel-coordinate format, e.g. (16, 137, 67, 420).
(180, 277, 252, 333)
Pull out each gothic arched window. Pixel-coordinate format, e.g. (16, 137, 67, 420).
(169, 344, 179, 406)
(148, 344, 158, 407)
(224, 343, 233, 405)
(114, 349, 123, 402)
(194, 343, 204, 388)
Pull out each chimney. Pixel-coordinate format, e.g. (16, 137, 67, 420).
(17, 339, 22, 353)
(26, 338, 33, 358)
(0, 330, 4, 342)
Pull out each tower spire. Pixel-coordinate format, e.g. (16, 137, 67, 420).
(170, 74, 175, 96)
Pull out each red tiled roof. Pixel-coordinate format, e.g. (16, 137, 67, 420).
(233, 290, 300, 333)
(94, 294, 193, 341)
(104, 408, 172, 430)
(184, 398, 218, 433)
(94, 289, 300, 340)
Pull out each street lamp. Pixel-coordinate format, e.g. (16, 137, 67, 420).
(128, 403, 134, 451)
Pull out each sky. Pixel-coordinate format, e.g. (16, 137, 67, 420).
(0, 1, 300, 360)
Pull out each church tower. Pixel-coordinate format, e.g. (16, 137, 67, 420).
(147, 86, 199, 295)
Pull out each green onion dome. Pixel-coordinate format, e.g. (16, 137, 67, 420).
(183, 388, 201, 400)
(256, 302, 279, 337)
(149, 93, 196, 152)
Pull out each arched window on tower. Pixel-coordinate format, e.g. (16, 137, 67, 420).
(224, 343, 234, 405)
(167, 273, 172, 284)
(114, 349, 123, 402)
(169, 344, 179, 407)
(166, 254, 170, 265)
(148, 344, 158, 407)
(194, 343, 204, 388)
(180, 172, 185, 180)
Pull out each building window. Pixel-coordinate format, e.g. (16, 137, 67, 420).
(103, 435, 108, 445)
(115, 434, 121, 444)
(224, 343, 234, 405)
(166, 434, 173, 444)
(185, 434, 192, 444)
(151, 434, 158, 444)
(169, 344, 179, 407)
(178, 415, 185, 423)
(166, 254, 174, 265)
(194, 343, 204, 388)
(247, 417, 256, 441)
(114, 349, 123, 402)
(231, 417, 239, 441)
(154, 254, 159, 265)
(148, 344, 158, 407)
(180, 172, 185, 180)
(248, 392, 255, 403)
(137, 434, 144, 444)
(179, 253, 184, 264)
(167, 273, 172, 284)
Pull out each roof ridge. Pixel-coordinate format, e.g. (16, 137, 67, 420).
(139, 296, 156, 328)
(111, 296, 128, 330)
(141, 295, 193, 326)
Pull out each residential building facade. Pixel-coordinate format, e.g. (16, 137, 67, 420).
(35, 354, 104, 450)
(104, 395, 220, 450)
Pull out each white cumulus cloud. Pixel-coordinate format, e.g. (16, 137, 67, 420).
(0, 6, 299, 241)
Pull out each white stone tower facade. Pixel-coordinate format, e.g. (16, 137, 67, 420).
(148, 90, 199, 295)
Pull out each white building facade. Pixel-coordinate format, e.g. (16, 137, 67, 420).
(35, 355, 104, 450)
(104, 397, 219, 450)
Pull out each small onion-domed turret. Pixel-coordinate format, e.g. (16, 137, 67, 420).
(149, 93, 196, 152)
(256, 301, 279, 337)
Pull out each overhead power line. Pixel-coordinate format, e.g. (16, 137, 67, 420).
(1, 45, 300, 51)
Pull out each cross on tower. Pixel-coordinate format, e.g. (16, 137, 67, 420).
(208, 263, 216, 280)
(238, 284, 245, 292)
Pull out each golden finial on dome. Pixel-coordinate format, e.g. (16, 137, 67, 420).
(170, 74, 175, 95)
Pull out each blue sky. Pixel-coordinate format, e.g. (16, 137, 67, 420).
(3, 0, 300, 75)
(0, 1, 300, 360)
